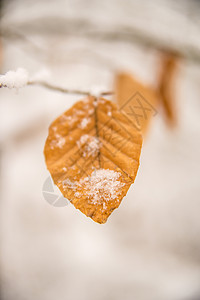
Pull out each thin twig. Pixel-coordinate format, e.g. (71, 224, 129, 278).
(28, 81, 91, 96)
(0, 80, 114, 97)
(100, 91, 114, 96)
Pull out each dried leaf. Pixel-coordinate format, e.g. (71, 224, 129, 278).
(114, 72, 158, 136)
(44, 96, 142, 224)
(158, 53, 178, 127)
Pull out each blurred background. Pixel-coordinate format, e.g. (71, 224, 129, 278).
(0, 0, 200, 299)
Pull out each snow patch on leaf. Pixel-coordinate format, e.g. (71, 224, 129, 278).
(77, 134, 101, 157)
(62, 169, 125, 205)
(78, 117, 90, 129)
(50, 133, 66, 149)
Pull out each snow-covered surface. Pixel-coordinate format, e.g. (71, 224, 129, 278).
(0, 68, 28, 89)
(0, 1, 200, 300)
(77, 134, 101, 157)
(78, 117, 91, 129)
(62, 169, 124, 205)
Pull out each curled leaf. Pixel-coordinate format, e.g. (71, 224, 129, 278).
(114, 72, 158, 136)
(157, 53, 178, 127)
(44, 96, 142, 223)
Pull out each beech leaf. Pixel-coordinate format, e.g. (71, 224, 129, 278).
(158, 53, 178, 127)
(114, 72, 158, 136)
(44, 96, 142, 224)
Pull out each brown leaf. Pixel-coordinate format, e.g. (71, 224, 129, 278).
(157, 53, 178, 127)
(114, 73, 158, 136)
(44, 96, 142, 224)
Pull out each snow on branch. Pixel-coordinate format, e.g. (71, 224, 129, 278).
(0, 68, 29, 89)
(0, 68, 113, 97)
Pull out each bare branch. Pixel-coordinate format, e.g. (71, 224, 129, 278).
(0, 80, 114, 97)
(28, 81, 91, 96)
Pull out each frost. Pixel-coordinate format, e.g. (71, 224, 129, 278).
(52, 126, 57, 132)
(60, 113, 79, 128)
(56, 137, 65, 148)
(79, 117, 90, 129)
(0, 68, 29, 89)
(88, 108, 94, 115)
(74, 192, 81, 198)
(77, 134, 101, 157)
(62, 169, 125, 205)
(76, 110, 85, 116)
(50, 134, 65, 149)
(86, 137, 101, 157)
(63, 178, 76, 189)
(77, 134, 90, 147)
(80, 169, 124, 204)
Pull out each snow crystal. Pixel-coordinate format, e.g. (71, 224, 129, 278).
(80, 169, 124, 204)
(86, 137, 101, 157)
(56, 137, 65, 148)
(79, 117, 90, 129)
(62, 169, 124, 205)
(74, 192, 81, 198)
(0, 68, 29, 89)
(103, 202, 107, 210)
(88, 108, 94, 115)
(62, 178, 76, 189)
(76, 110, 85, 116)
(76, 134, 101, 157)
(52, 126, 57, 132)
(50, 134, 65, 148)
(60, 114, 78, 126)
(77, 134, 90, 148)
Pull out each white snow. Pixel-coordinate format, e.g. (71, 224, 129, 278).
(80, 169, 124, 204)
(62, 168, 124, 204)
(76, 134, 101, 157)
(2, 1, 200, 300)
(74, 191, 81, 198)
(50, 133, 66, 149)
(0, 68, 29, 89)
(86, 137, 101, 157)
(78, 117, 90, 129)
(76, 134, 90, 147)
(62, 178, 76, 188)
